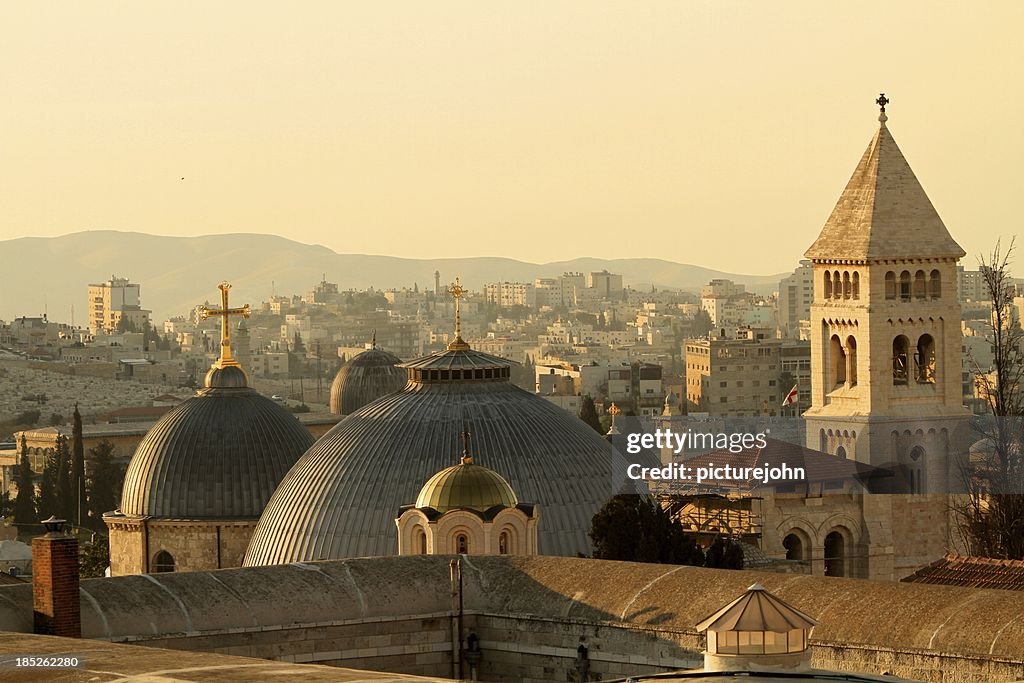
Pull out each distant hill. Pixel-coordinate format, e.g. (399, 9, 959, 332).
(0, 231, 787, 323)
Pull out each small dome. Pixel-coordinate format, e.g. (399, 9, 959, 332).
(329, 347, 406, 415)
(416, 458, 519, 513)
(205, 364, 248, 388)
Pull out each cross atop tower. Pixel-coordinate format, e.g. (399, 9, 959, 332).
(876, 93, 890, 123)
(197, 282, 251, 368)
(447, 277, 470, 351)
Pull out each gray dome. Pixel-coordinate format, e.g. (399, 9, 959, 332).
(329, 347, 406, 415)
(245, 347, 630, 565)
(119, 385, 315, 519)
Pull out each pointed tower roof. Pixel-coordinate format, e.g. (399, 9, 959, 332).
(696, 583, 817, 633)
(805, 96, 965, 262)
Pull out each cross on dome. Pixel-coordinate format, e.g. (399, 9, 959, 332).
(197, 281, 251, 368)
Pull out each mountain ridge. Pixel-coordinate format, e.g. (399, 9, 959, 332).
(0, 231, 788, 323)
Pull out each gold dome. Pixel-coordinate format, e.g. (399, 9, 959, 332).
(415, 457, 519, 513)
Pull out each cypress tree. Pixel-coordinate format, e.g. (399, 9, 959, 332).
(54, 434, 73, 521)
(13, 435, 36, 525)
(71, 404, 87, 527)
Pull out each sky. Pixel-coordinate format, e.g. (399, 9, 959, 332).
(1, 2, 1021, 275)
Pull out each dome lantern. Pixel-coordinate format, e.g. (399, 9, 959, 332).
(696, 583, 817, 673)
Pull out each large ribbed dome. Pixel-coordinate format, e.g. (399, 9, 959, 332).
(329, 346, 406, 415)
(119, 384, 315, 519)
(245, 346, 635, 564)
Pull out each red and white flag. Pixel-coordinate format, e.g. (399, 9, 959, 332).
(782, 384, 799, 407)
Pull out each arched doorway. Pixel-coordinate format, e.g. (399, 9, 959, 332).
(783, 533, 803, 561)
(824, 531, 845, 577)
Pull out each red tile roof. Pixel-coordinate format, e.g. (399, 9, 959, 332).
(902, 554, 1024, 591)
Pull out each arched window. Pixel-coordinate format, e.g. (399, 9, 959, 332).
(153, 550, 175, 573)
(884, 272, 896, 300)
(830, 335, 846, 386)
(916, 334, 936, 384)
(908, 446, 926, 494)
(824, 531, 845, 577)
(899, 271, 912, 301)
(499, 531, 510, 555)
(846, 336, 857, 387)
(913, 270, 927, 299)
(832, 271, 842, 300)
(824, 272, 832, 299)
(414, 527, 427, 555)
(819, 429, 827, 453)
(456, 534, 469, 554)
(930, 269, 942, 299)
(842, 271, 851, 299)
(835, 446, 848, 459)
(783, 533, 804, 561)
(851, 272, 860, 299)
(893, 335, 910, 385)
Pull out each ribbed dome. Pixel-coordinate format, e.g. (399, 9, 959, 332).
(119, 385, 315, 519)
(329, 347, 406, 415)
(245, 346, 640, 565)
(415, 458, 519, 513)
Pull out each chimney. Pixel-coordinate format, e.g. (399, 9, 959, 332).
(32, 517, 81, 638)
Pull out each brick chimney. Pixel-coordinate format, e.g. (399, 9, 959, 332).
(32, 517, 81, 638)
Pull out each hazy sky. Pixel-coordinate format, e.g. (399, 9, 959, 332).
(2, 2, 1021, 274)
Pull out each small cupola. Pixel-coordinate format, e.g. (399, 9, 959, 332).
(695, 583, 817, 673)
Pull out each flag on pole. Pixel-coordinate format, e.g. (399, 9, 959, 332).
(782, 384, 799, 407)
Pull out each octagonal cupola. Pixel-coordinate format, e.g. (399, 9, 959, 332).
(696, 583, 817, 673)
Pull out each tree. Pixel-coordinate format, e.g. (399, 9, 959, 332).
(37, 446, 60, 520)
(79, 535, 110, 579)
(86, 440, 122, 526)
(955, 239, 1024, 558)
(54, 434, 73, 521)
(704, 536, 745, 569)
(48, 412, 64, 426)
(578, 395, 604, 434)
(691, 309, 714, 338)
(13, 435, 36, 525)
(590, 495, 704, 566)
(71, 405, 87, 527)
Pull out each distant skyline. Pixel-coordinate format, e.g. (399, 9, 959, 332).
(2, 2, 1021, 274)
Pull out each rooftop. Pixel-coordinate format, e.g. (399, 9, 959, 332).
(901, 553, 1024, 591)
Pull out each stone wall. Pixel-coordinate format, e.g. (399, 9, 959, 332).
(106, 517, 257, 575)
(2, 555, 1024, 682)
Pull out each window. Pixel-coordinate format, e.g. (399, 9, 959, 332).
(893, 335, 910, 385)
(851, 271, 860, 299)
(153, 550, 175, 573)
(830, 335, 846, 386)
(899, 271, 911, 301)
(415, 528, 427, 555)
(846, 336, 857, 387)
(916, 334, 936, 383)
(456, 534, 469, 554)
(499, 531, 510, 555)
(720, 381, 728, 388)
(930, 269, 942, 299)
(885, 271, 897, 299)
(832, 271, 842, 299)
(913, 270, 927, 300)
(842, 271, 851, 298)
(824, 272, 833, 299)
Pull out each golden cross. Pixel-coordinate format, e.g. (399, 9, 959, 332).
(447, 277, 470, 350)
(197, 281, 251, 367)
(460, 428, 473, 464)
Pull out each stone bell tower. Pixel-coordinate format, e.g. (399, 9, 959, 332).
(802, 95, 971, 578)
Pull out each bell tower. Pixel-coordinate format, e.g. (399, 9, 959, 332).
(802, 96, 971, 577)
